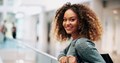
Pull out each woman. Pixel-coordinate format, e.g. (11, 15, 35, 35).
(52, 2, 105, 63)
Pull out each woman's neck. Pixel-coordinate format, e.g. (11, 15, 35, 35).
(71, 33, 79, 40)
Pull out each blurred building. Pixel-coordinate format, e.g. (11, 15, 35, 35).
(0, 0, 120, 63)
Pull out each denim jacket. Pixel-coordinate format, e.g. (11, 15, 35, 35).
(58, 38, 106, 63)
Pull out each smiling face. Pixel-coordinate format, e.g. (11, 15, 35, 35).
(63, 9, 79, 35)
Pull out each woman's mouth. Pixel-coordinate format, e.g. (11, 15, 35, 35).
(65, 27, 72, 30)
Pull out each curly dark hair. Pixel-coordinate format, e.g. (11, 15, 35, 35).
(52, 2, 103, 42)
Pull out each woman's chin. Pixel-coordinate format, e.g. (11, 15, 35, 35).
(66, 31, 72, 34)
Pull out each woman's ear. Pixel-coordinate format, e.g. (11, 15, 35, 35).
(78, 21, 81, 30)
(78, 25, 81, 30)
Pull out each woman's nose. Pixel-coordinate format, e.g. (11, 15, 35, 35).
(66, 20, 70, 25)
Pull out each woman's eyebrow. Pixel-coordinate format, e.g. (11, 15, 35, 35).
(69, 16, 77, 19)
(64, 16, 77, 19)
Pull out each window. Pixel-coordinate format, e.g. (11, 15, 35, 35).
(0, 12, 3, 22)
(7, 0, 14, 6)
(0, 0, 3, 5)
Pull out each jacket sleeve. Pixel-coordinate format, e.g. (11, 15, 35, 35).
(75, 38, 106, 63)
(57, 43, 71, 60)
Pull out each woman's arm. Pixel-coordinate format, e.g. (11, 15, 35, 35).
(58, 43, 71, 60)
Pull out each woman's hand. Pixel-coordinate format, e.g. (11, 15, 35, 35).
(68, 56, 77, 63)
(59, 56, 77, 63)
(59, 56, 68, 63)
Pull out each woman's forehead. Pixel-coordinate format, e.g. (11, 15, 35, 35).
(64, 9, 77, 18)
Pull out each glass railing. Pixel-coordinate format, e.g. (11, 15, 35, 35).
(0, 38, 58, 63)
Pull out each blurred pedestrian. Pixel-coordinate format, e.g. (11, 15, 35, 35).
(12, 23, 16, 39)
(1, 20, 7, 41)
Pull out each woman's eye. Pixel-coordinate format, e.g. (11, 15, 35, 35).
(71, 19, 75, 21)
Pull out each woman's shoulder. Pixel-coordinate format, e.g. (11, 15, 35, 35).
(75, 38, 105, 63)
(75, 38, 95, 49)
